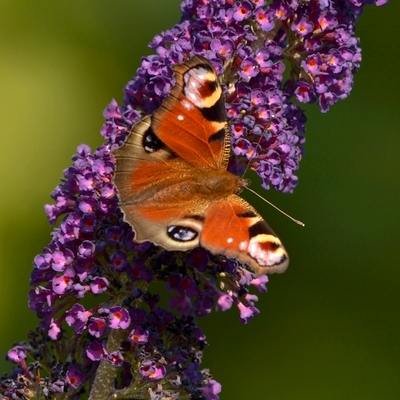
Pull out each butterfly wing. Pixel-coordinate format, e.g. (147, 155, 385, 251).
(152, 56, 230, 170)
(113, 114, 207, 251)
(113, 56, 232, 250)
(113, 114, 173, 204)
(200, 195, 289, 274)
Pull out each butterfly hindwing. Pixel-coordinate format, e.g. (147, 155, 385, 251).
(201, 196, 289, 274)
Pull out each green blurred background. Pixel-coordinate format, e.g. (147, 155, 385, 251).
(1, 1, 399, 398)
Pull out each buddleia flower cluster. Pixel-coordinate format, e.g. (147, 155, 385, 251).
(1, 0, 388, 399)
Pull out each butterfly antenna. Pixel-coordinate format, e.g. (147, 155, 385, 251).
(240, 133, 264, 178)
(244, 186, 305, 226)
(238, 119, 304, 226)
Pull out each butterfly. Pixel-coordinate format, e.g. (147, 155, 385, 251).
(112, 56, 289, 275)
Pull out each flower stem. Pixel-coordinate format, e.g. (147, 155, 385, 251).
(88, 328, 128, 400)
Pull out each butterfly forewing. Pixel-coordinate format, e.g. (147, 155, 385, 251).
(151, 56, 228, 169)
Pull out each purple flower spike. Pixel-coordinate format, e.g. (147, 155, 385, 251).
(2, 1, 387, 399)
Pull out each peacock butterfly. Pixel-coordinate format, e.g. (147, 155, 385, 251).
(112, 56, 289, 275)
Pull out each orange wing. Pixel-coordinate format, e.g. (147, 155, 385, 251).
(200, 195, 289, 275)
(151, 56, 229, 170)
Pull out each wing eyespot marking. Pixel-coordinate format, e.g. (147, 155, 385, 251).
(206, 80, 218, 93)
(142, 127, 165, 153)
(167, 225, 198, 242)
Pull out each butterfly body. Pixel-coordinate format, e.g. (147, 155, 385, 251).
(113, 56, 289, 275)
